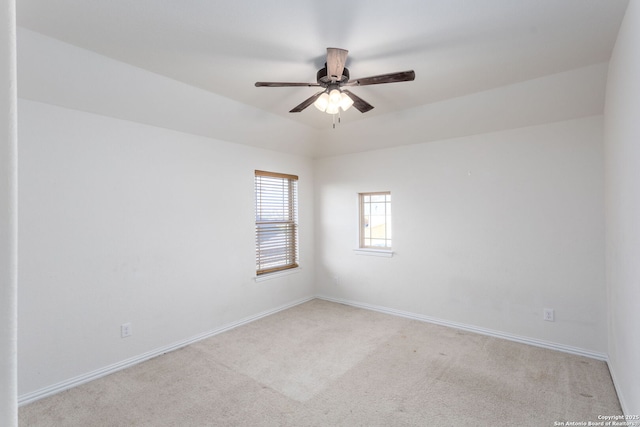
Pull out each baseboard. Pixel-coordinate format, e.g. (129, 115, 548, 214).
(18, 295, 315, 406)
(316, 295, 608, 361)
(607, 360, 630, 415)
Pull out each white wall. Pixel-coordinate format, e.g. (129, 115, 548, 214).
(17, 99, 315, 397)
(315, 116, 606, 354)
(1, 0, 18, 424)
(604, 0, 640, 415)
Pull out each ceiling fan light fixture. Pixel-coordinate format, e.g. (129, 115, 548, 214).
(316, 88, 351, 115)
(328, 89, 341, 105)
(339, 93, 354, 111)
(314, 92, 330, 112)
(325, 103, 340, 115)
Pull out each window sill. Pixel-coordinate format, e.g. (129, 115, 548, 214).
(254, 267, 301, 282)
(353, 248, 394, 258)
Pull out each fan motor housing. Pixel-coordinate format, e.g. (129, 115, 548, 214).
(317, 65, 350, 87)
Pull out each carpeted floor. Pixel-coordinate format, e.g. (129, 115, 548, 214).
(20, 299, 622, 426)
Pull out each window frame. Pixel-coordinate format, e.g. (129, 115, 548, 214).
(358, 191, 392, 250)
(254, 170, 299, 276)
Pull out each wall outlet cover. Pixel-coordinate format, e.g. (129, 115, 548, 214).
(121, 323, 132, 338)
(543, 309, 555, 322)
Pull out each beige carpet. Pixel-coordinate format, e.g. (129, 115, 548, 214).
(20, 299, 622, 426)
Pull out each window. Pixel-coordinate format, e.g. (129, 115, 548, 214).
(359, 192, 391, 249)
(255, 170, 299, 275)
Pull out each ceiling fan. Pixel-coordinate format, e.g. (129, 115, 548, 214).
(255, 48, 415, 115)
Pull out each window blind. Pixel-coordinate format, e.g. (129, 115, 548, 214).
(255, 170, 299, 275)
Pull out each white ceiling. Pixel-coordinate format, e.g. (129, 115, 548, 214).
(17, 0, 629, 132)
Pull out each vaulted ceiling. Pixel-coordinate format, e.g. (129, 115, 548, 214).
(17, 0, 630, 155)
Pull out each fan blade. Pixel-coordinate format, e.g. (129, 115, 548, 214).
(341, 90, 374, 113)
(255, 82, 320, 87)
(326, 48, 349, 81)
(289, 91, 325, 113)
(347, 70, 415, 86)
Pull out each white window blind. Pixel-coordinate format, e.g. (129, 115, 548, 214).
(255, 170, 299, 275)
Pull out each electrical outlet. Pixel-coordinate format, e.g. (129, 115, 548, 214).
(121, 322, 132, 338)
(543, 309, 554, 322)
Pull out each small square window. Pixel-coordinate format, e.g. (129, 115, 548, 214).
(359, 192, 391, 249)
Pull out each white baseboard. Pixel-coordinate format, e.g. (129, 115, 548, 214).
(607, 361, 630, 415)
(18, 295, 315, 406)
(316, 295, 608, 361)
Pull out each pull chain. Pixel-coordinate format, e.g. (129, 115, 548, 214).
(332, 111, 342, 129)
